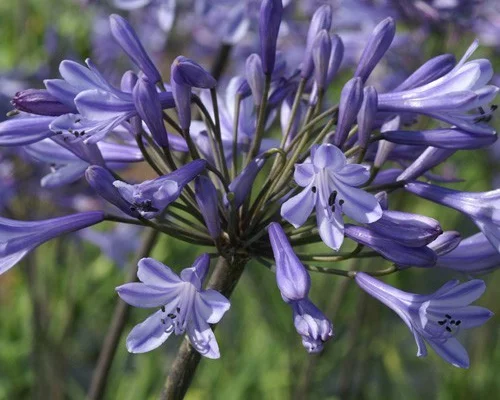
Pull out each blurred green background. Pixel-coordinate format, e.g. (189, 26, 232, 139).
(1, 1, 500, 399)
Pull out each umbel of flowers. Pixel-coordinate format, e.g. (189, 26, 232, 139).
(0, 0, 498, 397)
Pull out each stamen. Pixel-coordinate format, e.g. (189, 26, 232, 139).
(455, 320, 461, 326)
(311, 186, 317, 193)
(438, 320, 446, 325)
(445, 327, 452, 332)
(445, 314, 451, 319)
(328, 190, 337, 206)
(161, 306, 165, 312)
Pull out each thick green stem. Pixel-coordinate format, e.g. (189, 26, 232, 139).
(159, 256, 248, 400)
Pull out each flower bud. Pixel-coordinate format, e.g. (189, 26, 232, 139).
(325, 34, 344, 85)
(354, 17, 395, 83)
(120, 70, 138, 93)
(268, 222, 311, 301)
(12, 89, 74, 116)
(259, 0, 283, 75)
(397, 147, 455, 181)
(357, 86, 378, 149)
(171, 56, 217, 89)
(301, 5, 332, 80)
(312, 30, 332, 90)
(227, 158, 265, 208)
(245, 54, 265, 106)
(333, 77, 364, 147)
(374, 115, 400, 168)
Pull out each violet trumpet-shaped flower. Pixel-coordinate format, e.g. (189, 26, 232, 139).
(355, 273, 493, 368)
(113, 159, 206, 219)
(344, 224, 437, 267)
(436, 232, 500, 274)
(268, 222, 311, 301)
(109, 14, 162, 84)
(116, 255, 230, 358)
(259, 0, 283, 75)
(0, 211, 104, 274)
(381, 128, 497, 150)
(405, 181, 500, 251)
(378, 41, 499, 134)
(354, 17, 395, 83)
(291, 297, 333, 353)
(195, 176, 221, 239)
(281, 144, 382, 250)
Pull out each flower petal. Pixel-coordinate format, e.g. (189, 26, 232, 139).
(431, 280, 486, 307)
(126, 310, 172, 353)
(312, 143, 346, 170)
(334, 164, 370, 186)
(294, 163, 315, 187)
(316, 203, 344, 250)
(187, 313, 220, 359)
(196, 289, 231, 324)
(281, 186, 315, 228)
(137, 257, 182, 289)
(334, 180, 382, 223)
(116, 282, 179, 308)
(427, 337, 470, 368)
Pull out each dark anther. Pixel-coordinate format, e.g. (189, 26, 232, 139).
(75, 118, 81, 123)
(161, 319, 166, 325)
(491, 104, 498, 111)
(167, 313, 176, 319)
(450, 320, 455, 324)
(331, 205, 335, 213)
(311, 186, 317, 193)
(455, 320, 461, 326)
(438, 320, 446, 325)
(328, 190, 337, 206)
(479, 106, 485, 115)
(130, 206, 136, 211)
(445, 314, 451, 319)
(161, 306, 165, 312)
(339, 199, 345, 206)
(176, 307, 181, 313)
(445, 327, 452, 332)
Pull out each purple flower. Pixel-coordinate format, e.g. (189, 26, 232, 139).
(116, 255, 230, 358)
(355, 273, 493, 368)
(291, 298, 333, 353)
(344, 225, 437, 267)
(378, 41, 499, 134)
(268, 222, 310, 301)
(437, 232, 500, 274)
(109, 14, 162, 84)
(259, 0, 283, 75)
(281, 144, 382, 250)
(0, 211, 104, 274)
(113, 159, 206, 218)
(312, 30, 332, 90)
(405, 181, 500, 251)
(227, 158, 265, 209)
(381, 128, 497, 150)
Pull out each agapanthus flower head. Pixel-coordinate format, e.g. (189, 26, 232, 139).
(116, 255, 230, 358)
(355, 273, 493, 368)
(281, 144, 382, 250)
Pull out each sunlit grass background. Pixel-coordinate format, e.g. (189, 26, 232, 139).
(1, 1, 500, 399)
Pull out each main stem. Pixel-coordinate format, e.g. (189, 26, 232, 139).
(87, 228, 160, 400)
(160, 255, 248, 400)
